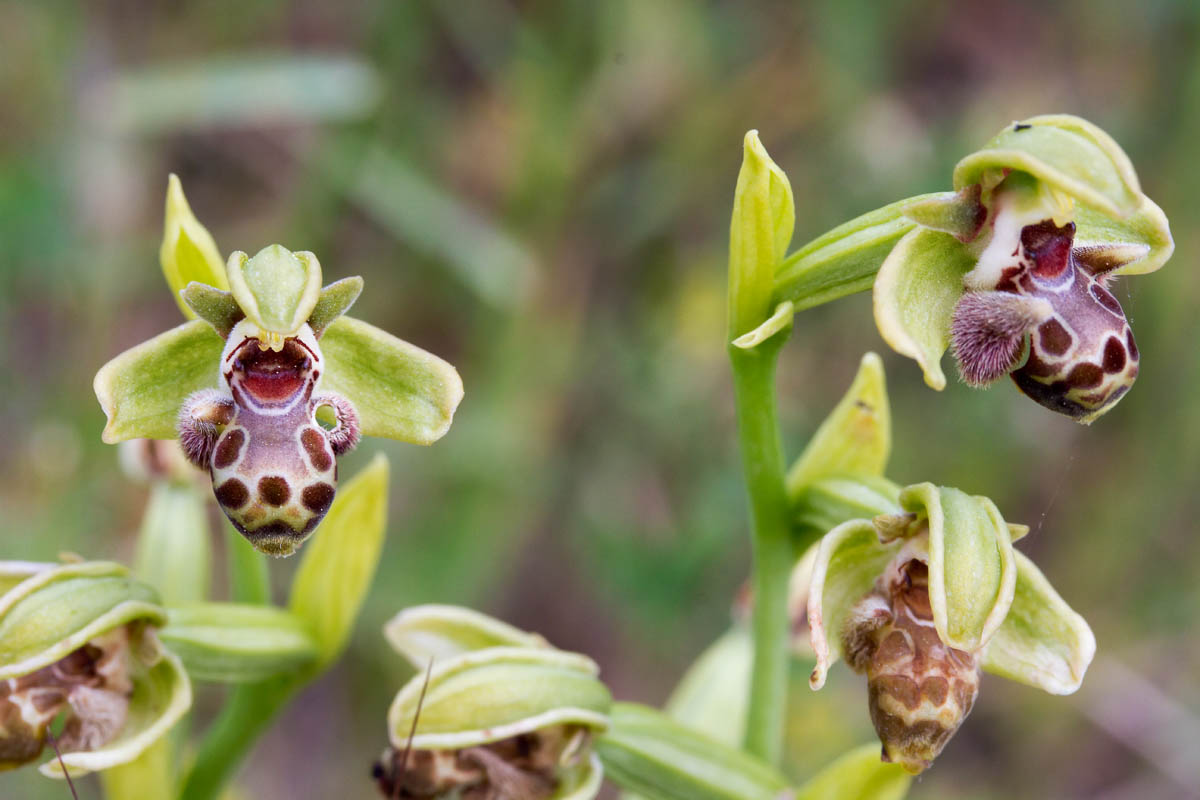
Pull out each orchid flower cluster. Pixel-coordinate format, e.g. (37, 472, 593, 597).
(1, 114, 1173, 800)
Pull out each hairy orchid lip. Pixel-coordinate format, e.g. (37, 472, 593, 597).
(233, 338, 312, 403)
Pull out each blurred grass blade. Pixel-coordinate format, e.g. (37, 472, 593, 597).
(108, 55, 382, 135)
(289, 454, 388, 668)
(344, 144, 537, 307)
(94, 320, 223, 443)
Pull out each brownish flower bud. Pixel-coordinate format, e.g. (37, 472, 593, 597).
(842, 558, 980, 774)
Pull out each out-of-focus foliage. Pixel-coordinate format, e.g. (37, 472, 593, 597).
(2, 2, 1199, 798)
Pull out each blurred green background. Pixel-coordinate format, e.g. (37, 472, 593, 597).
(3, 1, 1200, 798)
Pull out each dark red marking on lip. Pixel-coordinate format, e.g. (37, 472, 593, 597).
(294, 338, 318, 361)
(226, 338, 254, 363)
(235, 340, 312, 403)
(301, 428, 333, 472)
(258, 476, 291, 506)
(215, 478, 250, 509)
(213, 429, 245, 469)
(301, 483, 335, 515)
(1022, 220, 1074, 280)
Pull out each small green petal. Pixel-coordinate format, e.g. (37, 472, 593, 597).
(320, 316, 464, 445)
(807, 520, 900, 690)
(787, 353, 892, 495)
(387, 647, 611, 750)
(1073, 195, 1174, 277)
(902, 187, 986, 242)
(0, 563, 165, 680)
(160, 175, 228, 320)
(180, 282, 243, 338)
(94, 320, 223, 443)
(597, 702, 789, 800)
(773, 195, 933, 312)
(160, 603, 319, 683)
(134, 482, 212, 607)
(872, 228, 974, 390)
(954, 115, 1142, 220)
(289, 455, 388, 669)
(792, 742, 911, 800)
(901, 484, 1016, 653)
(226, 245, 323, 338)
(792, 474, 902, 546)
(982, 551, 1095, 695)
(307, 276, 364, 337)
(42, 636, 192, 778)
(383, 604, 549, 669)
(729, 130, 795, 339)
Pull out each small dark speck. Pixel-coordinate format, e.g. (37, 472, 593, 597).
(854, 400, 874, 412)
(1014, 122, 1032, 132)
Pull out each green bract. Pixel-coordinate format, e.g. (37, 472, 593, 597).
(94, 175, 463, 447)
(0, 561, 191, 778)
(160, 603, 319, 683)
(378, 605, 609, 800)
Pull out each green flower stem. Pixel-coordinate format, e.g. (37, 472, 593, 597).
(100, 738, 173, 800)
(179, 676, 299, 800)
(729, 336, 792, 766)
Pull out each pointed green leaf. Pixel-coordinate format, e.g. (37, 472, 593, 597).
(872, 228, 974, 390)
(181, 282, 243, 338)
(42, 637, 192, 778)
(772, 195, 936, 312)
(388, 647, 610, 750)
(729, 130, 795, 339)
(664, 627, 752, 749)
(289, 455, 388, 668)
(160, 603, 319, 683)
(793, 742, 911, 800)
(160, 175, 228, 320)
(320, 316, 464, 445)
(954, 115, 1142, 219)
(788, 353, 892, 494)
(227, 245, 323, 338)
(982, 551, 1095, 694)
(94, 320, 223, 443)
(1073, 195, 1174, 277)
(383, 604, 549, 669)
(308, 276, 364, 337)
(900, 484, 1016, 652)
(807, 520, 900, 690)
(134, 482, 212, 608)
(597, 702, 789, 800)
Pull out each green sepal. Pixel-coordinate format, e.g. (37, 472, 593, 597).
(0, 562, 166, 680)
(181, 282, 243, 339)
(787, 352, 892, 495)
(897, 484, 1016, 653)
(94, 320, 223, 443)
(320, 316, 464, 445)
(772, 195, 936, 313)
(596, 702, 789, 800)
(872, 227, 974, 390)
(729, 130, 795, 340)
(227, 245, 323, 338)
(1073, 196, 1174, 277)
(387, 647, 611, 750)
(383, 604, 549, 670)
(982, 551, 1095, 694)
(134, 482, 212, 608)
(42, 633, 192, 779)
(792, 742, 911, 800)
(954, 115, 1142, 220)
(307, 276, 364, 337)
(160, 175, 228, 320)
(289, 455, 388, 669)
(806, 520, 900, 690)
(160, 603, 319, 683)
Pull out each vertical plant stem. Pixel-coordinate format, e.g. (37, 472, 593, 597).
(730, 337, 792, 766)
(227, 523, 271, 604)
(179, 676, 300, 800)
(100, 738, 173, 800)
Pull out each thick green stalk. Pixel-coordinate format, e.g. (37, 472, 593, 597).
(179, 676, 299, 800)
(729, 336, 792, 765)
(100, 738, 173, 800)
(227, 523, 271, 605)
